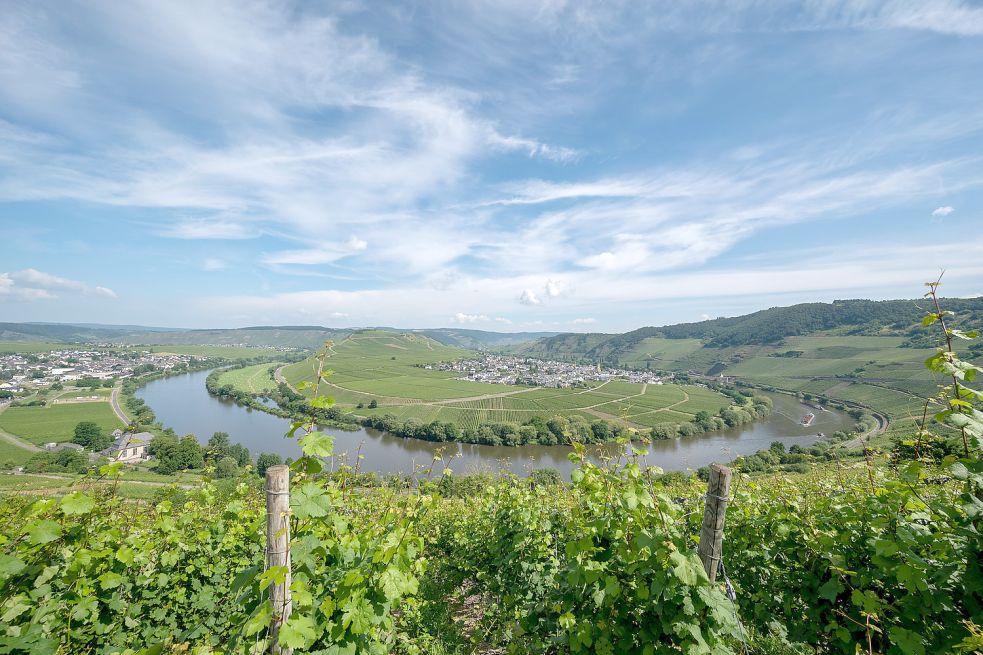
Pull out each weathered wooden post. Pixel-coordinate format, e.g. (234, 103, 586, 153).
(265, 464, 292, 655)
(698, 463, 732, 584)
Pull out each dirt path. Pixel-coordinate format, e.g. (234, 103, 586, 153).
(274, 364, 300, 394)
(583, 383, 648, 410)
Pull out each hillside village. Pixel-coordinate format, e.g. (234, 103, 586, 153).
(0, 348, 198, 394)
(429, 354, 668, 388)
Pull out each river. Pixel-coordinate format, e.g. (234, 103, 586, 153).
(136, 369, 856, 477)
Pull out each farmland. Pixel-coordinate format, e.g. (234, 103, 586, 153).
(141, 344, 282, 358)
(216, 362, 282, 394)
(279, 331, 730, 431)
(549, 332, 944, 424)
(0, 438, 34, 465)
(0, 401, 124, 445)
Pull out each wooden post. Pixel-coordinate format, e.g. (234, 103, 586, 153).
(698, 463, 732, 584)
(265, 465, 292, 655)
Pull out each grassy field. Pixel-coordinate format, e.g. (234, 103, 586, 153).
(0, 402, 124, 445)
(610, 334, 950, 422)
(0, 439, 35, 465)
(278, 330, 730, 430)
(216, 363, 282, 394)
(0, 474, 180, 500)
(0, 473, 74, 491)
(142, 345, 280, 358)
(0, 342, 72, 353)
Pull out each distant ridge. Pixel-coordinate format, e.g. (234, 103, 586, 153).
(514, 296, 983, 363)
(6, 296, 982, 353)
(0, 321, 558, 350)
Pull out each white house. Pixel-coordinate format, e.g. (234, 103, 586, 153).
(102, 432, 152, 463)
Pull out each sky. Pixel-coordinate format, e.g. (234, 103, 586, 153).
(1, 0, 982, 333)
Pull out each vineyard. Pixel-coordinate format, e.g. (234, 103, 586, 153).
(0, 446, 979, 654)
(1, 292, 981, 654)
(278, 331, 730, 432)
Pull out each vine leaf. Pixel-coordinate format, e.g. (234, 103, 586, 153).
(291, 482, 332, 520)
(60, 492, 95, 516)
(278, 614, 318, 649)
(298, 431, 334, 458)
(26, 520, 61, 545)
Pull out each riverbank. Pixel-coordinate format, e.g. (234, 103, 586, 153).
(137, 369, 856, 476)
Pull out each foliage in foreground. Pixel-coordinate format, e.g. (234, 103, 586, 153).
(0, 283, 981, 654)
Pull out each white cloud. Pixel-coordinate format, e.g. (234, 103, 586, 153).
(451, 312, 489, 323)
(160, 220, 257, 240)
(203, 258, 226, 271)
(0, 268, 116, 300)
(572, 317, 596, 324)
(932, 206, 954, 217)
(518, 289, 541, 305)
(346, 236, 368, 251)
(197, 238, 983, 329)
(545, 279, 569, 298)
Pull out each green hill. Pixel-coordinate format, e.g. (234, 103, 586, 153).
(414, 328, 559, 350)
(120, 326, 352, 349)
(516, 296, 983, 363)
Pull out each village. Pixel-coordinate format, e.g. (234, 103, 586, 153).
(427, 354, 669, 388)
(0, 348, 198, 394)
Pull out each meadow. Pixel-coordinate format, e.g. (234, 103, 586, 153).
(0, 401, 124, 445)
(142, 344, 280, 358)
(0, 341, 73, 353)
(279, 331, 730, 431)
(603, 333, 947, 424)
(216, 362, 282, 394)
(0, 439, 35, 465)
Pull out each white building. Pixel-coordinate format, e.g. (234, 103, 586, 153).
(102, 432, 152, 463)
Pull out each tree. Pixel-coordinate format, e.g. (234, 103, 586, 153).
(368, 399, 378, 409)
(177, 436, 204, 470)
(73, 421, 111, 451)
(215, 456, 238, 478)
(208, 431, 231, 455)
(150, 434, 180, 474)
(151, 434, 203, 474)
(693, 411, 714, 432)
(228, 443, 250, 467)
(256, 452, 282, 477)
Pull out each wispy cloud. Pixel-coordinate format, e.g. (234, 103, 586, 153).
(1, 1, 982, 328)
(0, 269, 116, 300)
(160, 220, 257, 240)
(202, 258, 226, 271)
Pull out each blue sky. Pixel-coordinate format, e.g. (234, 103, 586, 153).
(1, 1, 982, 332)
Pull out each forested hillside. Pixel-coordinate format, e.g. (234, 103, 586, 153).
(516, 296, 983, 362)
(414, 328, 559, 349)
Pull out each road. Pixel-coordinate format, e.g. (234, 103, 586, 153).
(840, 411, 890, 449)
(109, 386, 130, 425)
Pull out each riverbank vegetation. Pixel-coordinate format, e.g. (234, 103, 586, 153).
(211, 331, 765, 446)
(1, 287, 980, 653)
